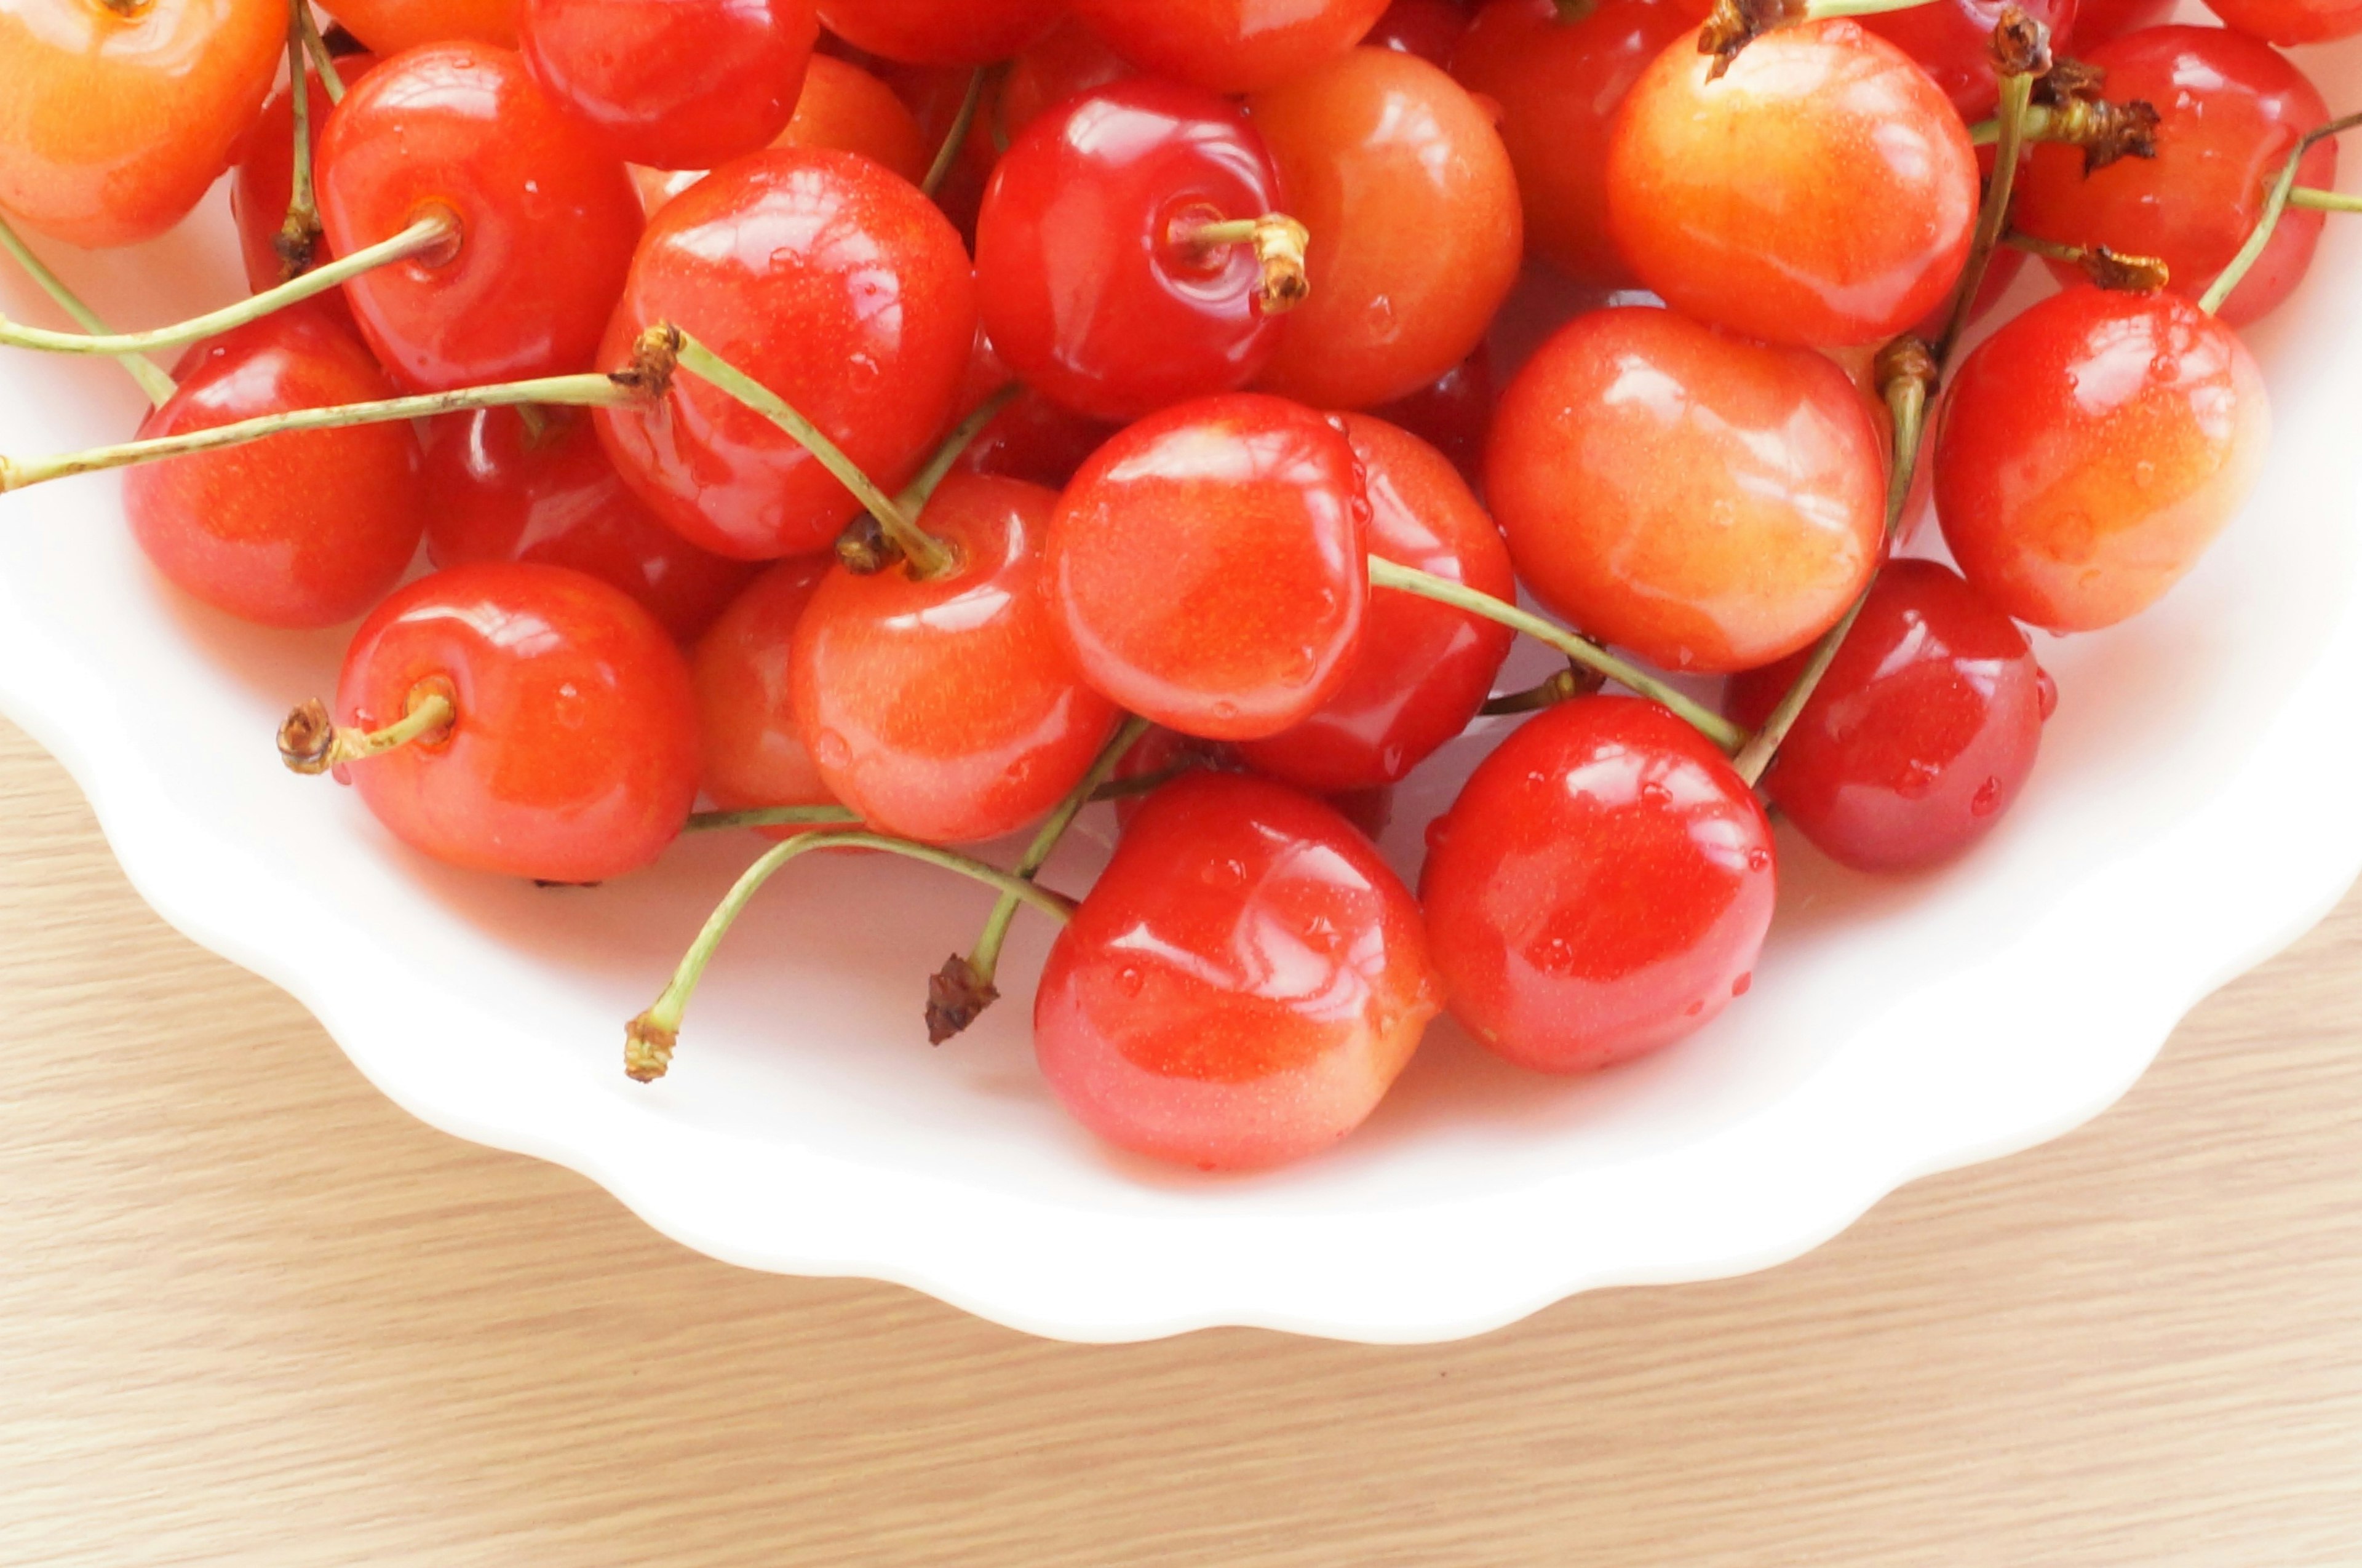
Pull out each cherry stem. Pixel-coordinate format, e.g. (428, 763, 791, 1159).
(0, 215, 175, 407)
(897, 381, 1022, 515)
(1936, 46, 2038, 368)
(277, 0, 324, 282)
(1728, 341, 1933, 788)
(2200, 112, 2362, 314)
(665, 329, 957, 579)
(1367, 557, 1745, 751)
(624, 830, 1078, 1082)
(2003, 229, 2169, 289)
(0, 366, 640, 491)
(1806, 0, 1939, 15)
(1481, 666, 1596, 717)
(0, 210, 453, 362)
(684, 765, 1185, 834)
(1180, 214, 1313, 314)
(1701, 0, 1938, 74)
(2288, 185, 2362, 212)
(276, 686, 455, 775)
(921, 66, 987, 199)
(296, 2, 343, 101)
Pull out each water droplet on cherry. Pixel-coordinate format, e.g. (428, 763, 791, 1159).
(1732, 971, 1752, 997)
(813, 729, 850, 768)
(1970, 776, 2002, 817)
(2037, 667, 2058, 720)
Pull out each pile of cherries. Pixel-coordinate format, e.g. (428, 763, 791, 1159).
(0, 0, 2347, 1171)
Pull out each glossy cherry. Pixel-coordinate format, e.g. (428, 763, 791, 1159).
(316, 42, 644, 392)
(521, 0, 817, 170)
(332, 562, 699, 883)
(1236, 415, 1514, 793)
(690, 555, 840, 835)
(596, 146, 978, 560)
(1419, 696, 1776, 1075)
(1046, 394, 1369, 741)
(1607, 20, 1978, 348)
(125, 308, 423, 630)
(0, 0, 282, 247)
(1367, 344, 1492, 483)
(1251, 47, 1523, 411)
(1858, 0, 2075, 119)
(1453, 0, 1699, 287)
(1725, 561, 2051, 872)
(2071, 0, 2174, 43)
(999, 13, 1137, 140)
(1035, 770, 1442, 1171)
(1935, 285, 2270, 633)
(815, 0, 1060, 65)
(2206, 0, 2362, 43)
(2014, 26, 2336, 328)
(318, 0, 520, 53)
(421, 406, 758, 643)
(977, 79, 1294, 423)
(790, 473, 1121, 845)
(626, 52, 929, 217)
(231, 53, 376, 294)
(1368, 0, 1469, 63)
(1487, 307, 1885, 674)
(1069, 0, 1392, 94)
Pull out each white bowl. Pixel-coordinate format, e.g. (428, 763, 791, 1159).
(5, 39, 2360, 1342)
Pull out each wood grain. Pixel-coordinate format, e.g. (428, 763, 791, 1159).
(2, 714, 2358, 1567)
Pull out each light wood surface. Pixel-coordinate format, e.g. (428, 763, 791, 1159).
(3, 715, 2360, 1567)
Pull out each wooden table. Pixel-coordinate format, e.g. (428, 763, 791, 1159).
(4, 715, 2359, 1567)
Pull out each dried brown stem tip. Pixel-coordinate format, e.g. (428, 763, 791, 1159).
(274, 215, 323, 282)
(1874, 335, 1939, 402)
(925, 954, 1000, 1045)
(277, 698, 338, 775)
(1989, 6, 2051, 78)
(611, 321, 680, 397)
(1698, 0, 1806, 77)
(623, 1015, 678, 1082)
(1184, 215, 1313, 314)
(836, 512, 902, 575)
(277, 684, 456, 777)
(2079, 245, 2171, 291)
(2032, 55, 2107, 105)
(2032, 96, 2161, 172)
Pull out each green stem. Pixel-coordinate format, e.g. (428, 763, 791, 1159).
(896, 381, 1020, 515)
(921, 66, 987, 199)
(1367, 557, 1744, 752)
(1481, 667, 1591, 717)
(0, 211, 453, 360)
(2287, 185, 2362, 213)
(0, 370, 638, 492)
(668, 330, 956, 579)
(686, 766, 1185, 834)
(296, 2, 344, 102)
(1936, 66, 2034, 367)
(624, 830, 1078, 1081)
(277, 2, 322, 281)
(0, 215, 175, 407)
(2200, 112, 2362, 315)
(968, 717, 1149, 993)
(1807, 0, 1939, 15)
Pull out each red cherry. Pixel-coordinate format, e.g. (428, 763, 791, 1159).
(1453, 0, 1698, 287)
(790, 473, 1121, 845)
(1725, 560, 2050, 872)
(977, 79, 1292, 423)
(1606, 20, 1978, 348)
(1035, 770, 1442, 1171)
(2069, 0, 2174, 43)
(776, 52, 929, 181)
(1000, 14, 1137, 140)
(815, 0, 1061, 65)
(1251, 47, 1523, 410)
(1420, 696, 1776, 1075)
(1368, 0, 1469, 64)
(231, 53, 378, 296)
(1487, 307, 1886, 674)
(1858, 0, 2076, 119)
(0, 0, 282, 248)
(125, 309, 423, 631)
(1046, 394, 1369, 741)
(1070, 0, 1393, 94)
(2014, 26, 2336, 327)
(334, 562, 699, 883)
(316, 42, 644, 391)
(1366, 343, 1492, 484)
(596, 147, 979, 560)
(1934, 285, 2270, 633)
(1235, 415, 1514, 792)
(421, 406, 758, 643)
(876, 58, 1003, 237)
(319, 0, 520, 54)
(2205, 0, 2362, 43)
(690, 556, 841, 836)
(521, 0, 818, 170)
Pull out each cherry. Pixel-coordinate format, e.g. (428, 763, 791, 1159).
(1235, 415, 1514, 793)
(1070, 0, 1392, 94)
(626, 52, 929, 217)
(317, 0, 519, 54)
(320, 562, 698, 883)
(231, 52, 377, 295)
(1858, 0, 2076, 119)
(2205, 0, 2362, 44)
(690, 555, 841, 835)
(876, 60, 1003, 237)
(2014, 26, 2336, 327)
(1453, 0, 1699, 287)
(1606, 20, 1978, 348)
(0, 0, 282, 247)
(815, 0, 1061, 65)
(595, 147, 978, 560)
(2069, 0, 2174, 42)
(1725, 560, 2050, 872)
(1419, 696, 1775, 1075)
(124, 308, 422, 630)
(1034, 770, 1441, 1171)
(1250, 47, 1523, 410)
(521, 0, 817, 170)
(999, 14, 1136, 140)
(420, 405, 758, 643)
(1046, 393, 1369, 741)
(1368, 0, 1469, 64)
(1487, 307, 1885, 674)
(790, 472, 1121, 845)
(977, 79, 1295, 423)
(316, 42, 644, 392)
(1934, 285, 2270, 633)
(1367, 343, 1492, 484)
